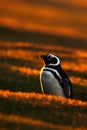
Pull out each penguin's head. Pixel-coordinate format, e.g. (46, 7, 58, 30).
(40, 54, 60, 66)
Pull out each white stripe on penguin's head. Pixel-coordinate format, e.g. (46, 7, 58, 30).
(48, 54, 60, 66)
(40, 54, 60, 66)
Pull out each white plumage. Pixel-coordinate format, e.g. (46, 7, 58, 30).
(40, 67, 65, 97)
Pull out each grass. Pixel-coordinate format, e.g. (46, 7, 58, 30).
(0, 90, 87, 130)
(0, 1, 87, 128)
(0, 26, 87, 130)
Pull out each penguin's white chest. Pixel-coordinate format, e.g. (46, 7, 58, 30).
(40, 69, 65, 97)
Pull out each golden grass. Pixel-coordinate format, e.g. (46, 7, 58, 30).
(0, 1, 87, 129)
(9, 65, 40, 76)
(0, 41, 87, 87)
(7, 65, 87, 87)
(62, 62, 87, 73)
(0, 42, 87, 129)
(0, 63, 86, 87)
(70, 76, 87, 87)
(0, 113, 86, 130)
(1, 41, 87, 59)
(0, 90, 87, 106)
(0, 113, 59, 129)
(1, 41, 87, 57)
(0, 0, 87, 39)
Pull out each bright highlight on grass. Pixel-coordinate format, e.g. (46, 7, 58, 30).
(0, 0, 87, 129)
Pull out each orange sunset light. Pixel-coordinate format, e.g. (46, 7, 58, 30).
(0, 1, 87, 130)
(0, 0, 87, 39)
(0, 41, 87, 88)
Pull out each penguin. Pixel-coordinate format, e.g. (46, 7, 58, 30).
(40, 54, 72, 98)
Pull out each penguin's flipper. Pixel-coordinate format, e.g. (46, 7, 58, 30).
(61, 78, 72, 98)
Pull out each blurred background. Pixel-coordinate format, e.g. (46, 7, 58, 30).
(0, 0, 87, 97)
(0, 0, 87, 40)
(0, 1, 87, 130)
(0, 0, 87, 93)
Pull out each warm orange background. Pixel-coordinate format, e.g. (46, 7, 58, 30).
(0, 0, 87, 40)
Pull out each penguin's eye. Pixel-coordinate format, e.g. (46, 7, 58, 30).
(47, 54, 52, 58)
(48, 56, 53, 59)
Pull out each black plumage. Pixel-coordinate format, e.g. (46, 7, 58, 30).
(47, 65, 72, 98)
